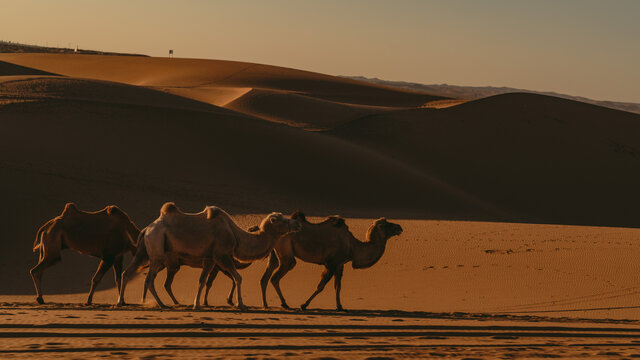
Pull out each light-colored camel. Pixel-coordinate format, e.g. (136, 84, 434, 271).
(260, 211, 402, 311)
(156, 226, 261, 306)
(117, 202, 300, 310)
(30, 203, 140, 305)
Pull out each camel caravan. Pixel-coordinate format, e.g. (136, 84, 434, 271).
(30, 202, 402, 311)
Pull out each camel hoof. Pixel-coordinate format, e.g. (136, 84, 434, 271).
(300, 304, 308, 311)
(237, 304, 248, 311)
(336, 307, 346, 312)
(83, 302, 92, 307)
(227, 299, 235, 306)
(281, 303, 290, 310)
(36, 297, 44, 305)
(116, 301, 125, 307)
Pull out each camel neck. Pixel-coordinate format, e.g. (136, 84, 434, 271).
(233, 229, 276, 261)
(350, 228, 389, 269)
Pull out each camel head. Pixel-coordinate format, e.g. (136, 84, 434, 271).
(259, 212, 302, 236)
(370, 218, 403, 240)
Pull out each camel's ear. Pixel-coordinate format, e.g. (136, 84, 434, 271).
(248, 225, 260, 232)
(206, 207, 220, 220)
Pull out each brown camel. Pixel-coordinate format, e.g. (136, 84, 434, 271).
(260, 211, 402, 311)
(117, 202, 300, 310)
(30, 203, 140, 305)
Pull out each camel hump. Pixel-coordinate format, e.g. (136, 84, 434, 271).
(206, 206, 221, 220)
(325, 215, 347, 228)
(106, 205, 123, 216)
(62, 202, 78, 216)
(290, 210, 306, 222)
(160, 202, 179, 216)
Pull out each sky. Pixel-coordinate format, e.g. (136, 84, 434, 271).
(1, 0, 639, 102)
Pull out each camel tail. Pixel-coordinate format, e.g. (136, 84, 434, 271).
(33, 219, 54, 252)
(132, 229, 150, 272)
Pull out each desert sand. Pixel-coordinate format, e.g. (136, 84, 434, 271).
(1, 53, 640, 358)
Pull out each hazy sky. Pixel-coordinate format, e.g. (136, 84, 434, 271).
(2, 0, 639, 102)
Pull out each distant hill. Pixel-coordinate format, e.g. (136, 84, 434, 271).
(0, 40, 146, 57)
(343, 76, 640, 115)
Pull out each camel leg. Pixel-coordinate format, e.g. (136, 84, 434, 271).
(29, 257, 59, 305)
(117, 242, 149, 306)
(260, 250, 279, 308)
(215, 255, 246, 310)
(86, 257, 114, 306)
(193, 259, 215, 310)
(145, 261, 167, 308)
(203, 266, 220, 307)
(143, 263, 165, 303)
(334, 264, 345, 311)
(113, 255, 124, 294)
(223, 269, 237, 306)
(301, 265, 336, 311)
(164, 264, 181, 306)
(270, 256, 297, 309)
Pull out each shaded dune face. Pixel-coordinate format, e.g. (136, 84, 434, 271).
(1, 53, 639, 297)
(0, 60, 59, 76)
(332, 93, 640, 227)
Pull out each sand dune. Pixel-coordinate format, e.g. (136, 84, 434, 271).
(0, 76, 236, 114)
(0, 54, 442, 107)
(2, 53, 640, 358)
(333, 93, 640, 227)
(225, 88, 393, 129)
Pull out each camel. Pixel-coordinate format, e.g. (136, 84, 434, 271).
(117, 202, 301, 310)
(260, 211, 402, 311)
(156, 225, 267, 306)
(30, 203, 140, 305)
(158, 225, 260, 306)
